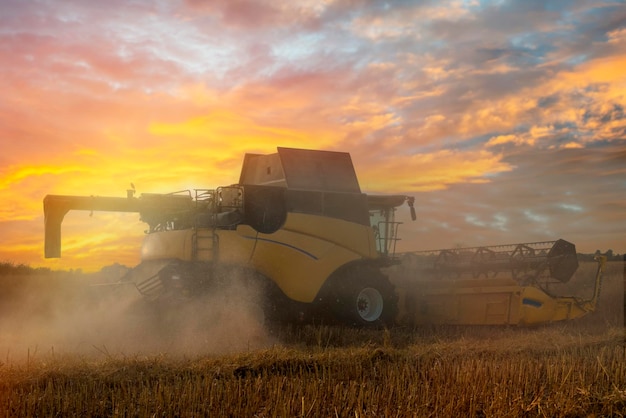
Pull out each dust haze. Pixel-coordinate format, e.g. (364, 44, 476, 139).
(0, 269, 277, 363)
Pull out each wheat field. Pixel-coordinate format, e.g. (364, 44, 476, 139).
(0, 261, 623, 417)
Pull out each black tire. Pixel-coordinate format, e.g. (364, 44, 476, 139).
(330, 265, 397, 327)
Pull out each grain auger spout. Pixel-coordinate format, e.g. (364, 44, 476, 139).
(44, 194, 139, 258)
(44, 191, 195, 258)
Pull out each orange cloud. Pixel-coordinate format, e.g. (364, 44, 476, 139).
(451, 53, 626, 148)
(350, 1, 471, 41)
(607, 27, 626, 44)
(357, 149, 513, 193)
(561, 142, 584, 149)
(486, 134, 526, 147)
(458, 95, 537, 137)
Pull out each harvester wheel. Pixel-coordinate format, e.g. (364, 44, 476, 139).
(332, 266, 397, 327)
(356, 287, 384, 322)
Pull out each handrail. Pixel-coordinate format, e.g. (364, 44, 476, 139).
(575, 255, 606, 313)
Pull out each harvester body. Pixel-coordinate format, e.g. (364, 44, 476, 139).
(43, 147, 603, 327)
(45, 148, 407, 325)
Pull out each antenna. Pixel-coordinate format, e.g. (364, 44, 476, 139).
(127, 183, 136, 198)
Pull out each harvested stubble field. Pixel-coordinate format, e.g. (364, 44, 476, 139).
(0, 261, 624, 417)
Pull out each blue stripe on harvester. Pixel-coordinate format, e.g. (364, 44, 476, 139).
(522, 298, 543, 308)
(242, 235, 319, 260)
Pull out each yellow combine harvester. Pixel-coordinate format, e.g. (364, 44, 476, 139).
(44, 147, 604, 327)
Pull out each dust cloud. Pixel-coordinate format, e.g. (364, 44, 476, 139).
(0, 269, 277, 364)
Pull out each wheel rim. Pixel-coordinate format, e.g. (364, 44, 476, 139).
(355, 287, 384, 322)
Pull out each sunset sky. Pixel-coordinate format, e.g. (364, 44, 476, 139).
(1, 0, 625, 271)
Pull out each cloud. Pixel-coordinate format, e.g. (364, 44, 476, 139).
(0, 0, 625, 270)
(182, 0, 328, 30)
(358, 149, 514, 193)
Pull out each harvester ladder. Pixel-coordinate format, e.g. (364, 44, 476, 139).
(193, 229, 218, 260)
(192, 189, 219, 261)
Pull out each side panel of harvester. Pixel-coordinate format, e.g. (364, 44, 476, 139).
(394, 278, 523, 325)
(137, 212, 376, 304)
(247, 212, 376, 303)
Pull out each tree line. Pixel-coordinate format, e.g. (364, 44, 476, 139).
(577, 250, 623, 262)
(1, 251, 623, 277)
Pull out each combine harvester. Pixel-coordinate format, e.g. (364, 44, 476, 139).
(43, 147, 605, 327)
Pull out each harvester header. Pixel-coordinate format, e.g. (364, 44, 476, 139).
(401, 239, 579, 285)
